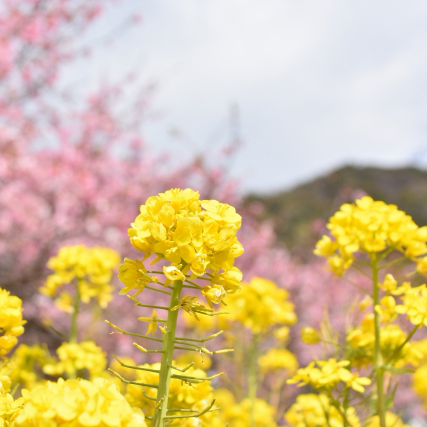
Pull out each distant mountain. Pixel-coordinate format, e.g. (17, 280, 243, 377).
(245, 165, 427, 257)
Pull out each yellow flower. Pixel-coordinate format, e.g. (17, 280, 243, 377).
(365, 412, 409, 427)
(396, 284, 427, 327)
(41, 245, 120, 309)
(210, 267, 243, 294)
(225, 277, 297, 334)
(0, 289, 25, 358)
(285, 393, 360, 427)
(274, 326, 290, 343)
(172, 296, 207, 319)
(119, 258, 157, 295)
(301, 327, 320, 345)
(9, 344, 50, 390)
(211, 391, 277, 427)
(124, 362, 213, 420)
(381, 274, 397, 293)
(258, 349, 298, 375)
(163, 265, 186, 282)
(201, 285, 226, 308)
(43, 341, 106, 379)
(128, 189, 244, 287)
(315, 196, 427, 275)
(138, 310, 159, 336)
(287, 358, 370, 392)
(0, 388, 18, 426)
(12, 377, 147, 427)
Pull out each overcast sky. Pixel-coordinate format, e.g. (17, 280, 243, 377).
(65, 1, 427, 195)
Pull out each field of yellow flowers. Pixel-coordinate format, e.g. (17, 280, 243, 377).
(3, 188, 427, 427)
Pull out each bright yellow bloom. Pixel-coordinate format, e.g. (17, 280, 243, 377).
(12, 377, 146, 427)
(128, 189, 244, 288)
(43, 341, 106, 379)
(225, 277, 297, 334)
(347, 316, 422, 368)
(258, 348, 298, 375)
(0, 289, 25, 358)
(315, 196, 427, 275)
(201, 285, 226, 308)
(138, 310, 159, 336)
(172, 296, 208, 319)
(274, 326, 290, 343)
(163, 265, 186, 282)
(396, 284, 427, 327)
(210, 391, 277, 427)
(287, 358, 370, 392)
(9, 344, 50, 390)
(365, 412, 409, 427)
(381, 274, 398, 293)
(285, 393, 360, 427)
(124, 362, 213, 421)
(40, 245, 120, 310)
(0, 388, 19, 427)
(119, 258, 157, 295)
(301, 327, 321, 345)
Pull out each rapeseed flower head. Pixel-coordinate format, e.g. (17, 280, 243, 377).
(287, 358, 371, 392)
(347, 317, 422, 368)
(315, 196, 427, 275)
(210, 391, 277, 427)
(9, 344, 50, 390)
(12, 377, 146, 427)
(258, 348, 298, 375)
(43, 341, 106, 379)
(365, 413, 409, 427)
(126, 189, 244, 299)
(40, 245, 120, 310)
(274, 326, 290, 343)
(285, 393, 360, 427)
(395, 284, 427, 327)
(0, 289, 25, 358)
(0, 388, 19, 427)
(301, 327, 321, 345)
(124, 362, 213, 420)
(225, 277, 297, 334)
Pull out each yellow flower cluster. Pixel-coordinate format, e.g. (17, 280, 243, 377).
(43, 341, 106, 379)
(347, 315, 423, 368)
(395, 284, 427, 327)
(9, 344, 51, 390)
(314, 196, 427, 275)
(12, 377, 146, 427)
(125, 188, 244, 300)
(288, 359, 371, 393)
(0, 389, 19, 426)
(226, 277, 297, 334)
(40, 245, 120, 311)
(285, 394, 360, 427)
(211, 389, 277, 427)
(124, 362, 213, 422)
(258, 348, 298, 375)
(365, 413, 409, 427)
(0, 289, 25, 358)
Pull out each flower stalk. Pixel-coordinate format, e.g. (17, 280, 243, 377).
(371, 256, 386, 427)
(152, 276, 184, 427)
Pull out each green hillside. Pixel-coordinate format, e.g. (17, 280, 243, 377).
(245, 165, 427, 256)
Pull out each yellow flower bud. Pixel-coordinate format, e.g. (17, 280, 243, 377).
(301, 327, 320, 345)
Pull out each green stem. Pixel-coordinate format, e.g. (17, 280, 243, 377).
(372, 256, 386, 427)
(69, 282, 81, 344)
(248, 333, 259, 427)
(153, 277, 184, 427)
